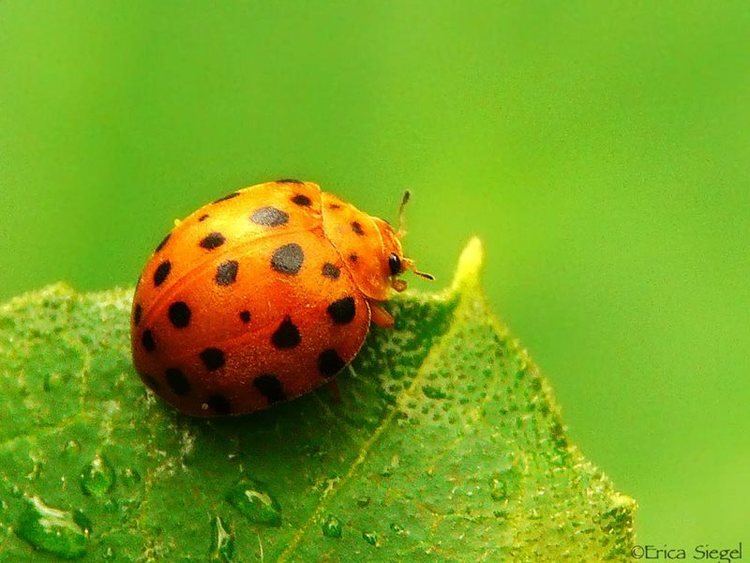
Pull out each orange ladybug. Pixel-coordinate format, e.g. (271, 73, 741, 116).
(131, 179, 432, 416)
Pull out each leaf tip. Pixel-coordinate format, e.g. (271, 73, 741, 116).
(451, 237, 484, 292)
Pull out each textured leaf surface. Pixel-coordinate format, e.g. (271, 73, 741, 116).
(0, 239, 635, 561)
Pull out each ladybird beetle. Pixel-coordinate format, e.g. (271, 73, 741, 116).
(130, 180, 433, 416)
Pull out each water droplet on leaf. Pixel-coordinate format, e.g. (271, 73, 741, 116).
(321, 515, 342, 538)
(225, 478, 281, 527)
(380, 455, 400, 477)
(362, 531, 378, 546)
(209, 515, 235, 561)
(15, 497, 89, 559)
(390, 522, 405, 534)
(120, 467, 141, 487)
(62, 440, 80, 457)
(490, 479, 509, 501)
(489, 457, 521, 501)
(80, 454, 115, 497)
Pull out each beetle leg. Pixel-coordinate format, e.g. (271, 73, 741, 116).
(370, 303, 395, 328)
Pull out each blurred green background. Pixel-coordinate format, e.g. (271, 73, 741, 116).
(1, 1, 748, 548)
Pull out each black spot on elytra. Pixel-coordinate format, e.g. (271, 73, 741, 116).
(198, 214, 209, 222)
(155, 233, 171, 253)
(277, 178, 303, 184)
(200, 347, 226, 371)
(348, 254, 358, 263)
(271, 316, 301, 349)
(351, 221, 365, 235)
(133, 303, 142, 326)
(213, 192, 240, 204)
(318, 349, 345, 377)
(215, 260, 239, 286)
(166, 368, 190, 395)
(168, 301, 191, 328)
(153, 261, 172, 286)
(251, 206, 289, 227)
(239, 310, 251, 323)
(141, 330, 156, 352)
(200, 232, 226, 250)
(271, 243, 304, 275)
(253, 374, 286, 403)
(322, 263, 340, 279)
(327, 297, 356, 325)
(207, 394, 231, 415)
(291, 194, 312, 206)
(328, 203, 342, 210)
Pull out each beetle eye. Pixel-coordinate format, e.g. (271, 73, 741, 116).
(388, 253, 402, 276)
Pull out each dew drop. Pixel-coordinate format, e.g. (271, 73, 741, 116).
(62, 440, 80, 457)
(490, 479, 509, 501)
(321, 515, 342, 538)
(225, 478, 282, 527)
(489, 461, 521, 502)
(380, 454, 400, 477)
(43, 372, 58, 392)
(362, 531, 378, 546)
(390, 522, 405, 534)
(209, 515, 235, 561)
(80, 454, 115, 497)
(27, 461, 43, 481)
(120, 467, 141, 487)
(15, 497, 89, 559)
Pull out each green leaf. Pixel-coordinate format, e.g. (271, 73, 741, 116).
(0, 239, 635, 561)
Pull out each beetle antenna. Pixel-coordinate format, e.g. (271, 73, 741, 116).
(397, 190, 411, 237)
(403, 258, 435, 282)
(414, 269, 435, 281)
